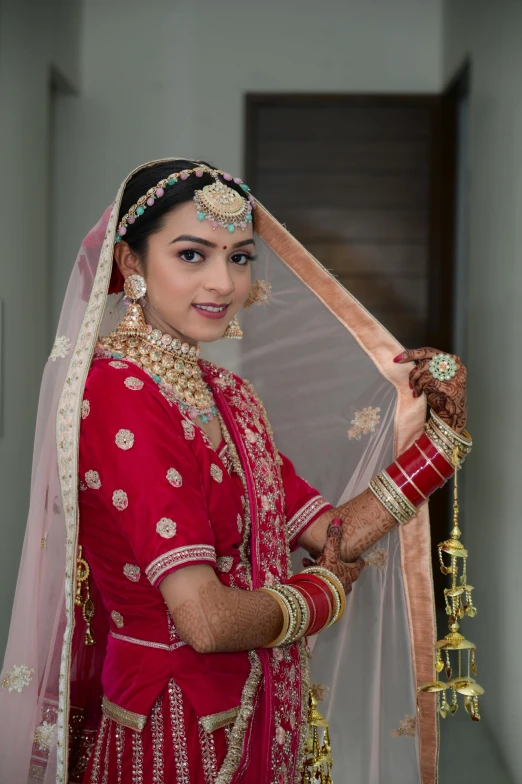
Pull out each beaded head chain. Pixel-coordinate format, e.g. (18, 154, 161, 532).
(115, 165, 256, 242)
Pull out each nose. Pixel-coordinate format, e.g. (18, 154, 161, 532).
(204, 257, 235, 297)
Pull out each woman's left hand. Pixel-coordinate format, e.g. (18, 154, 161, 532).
(394, 347, 467, 433)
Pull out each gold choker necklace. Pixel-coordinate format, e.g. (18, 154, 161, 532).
(98, 305, 218, 422)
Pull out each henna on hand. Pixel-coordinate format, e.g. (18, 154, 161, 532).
(169, 577, 283, 654)
(315, 519, 365, 594)
(396, 347, 467, 433)
(301, 488, 397, 564)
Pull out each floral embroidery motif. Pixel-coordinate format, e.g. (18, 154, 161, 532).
(182, 420, 195, 440)
(210, 464, 223, 483)
(108, 361, 128, 369)
(81, 400, 91, 419)
(111, 611, 125, 628)
(79, 481, 87, 492)
(146, 545, 217, 585)
(217, 556, 233, 573)
(366, 546, 388, 570)
(50, 335, 71, 361)
(85, 470, 101, 490)
(115, 428, 134, 450)
(1, 664, 35, 693)
(166, 468, 182, 488)
(124, 376, 144, 391)
(391, 714, 416, 738)
(156, 518, 177, 538)
(276, 726, 286, 745)
(112, 489, 129, 511)
(34, 720, 56, 752)
(123, 563, 141, 583)
(347, 406, 381, 440)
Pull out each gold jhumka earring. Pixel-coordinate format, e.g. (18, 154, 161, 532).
(223, 315, 243, 340)
(418, 448, 483, 721)
(75, 546, 96, 646)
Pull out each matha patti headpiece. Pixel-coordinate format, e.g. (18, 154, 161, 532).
(115, 165, 255, 242)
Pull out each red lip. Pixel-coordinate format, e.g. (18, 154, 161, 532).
(192, 303, 230, 321)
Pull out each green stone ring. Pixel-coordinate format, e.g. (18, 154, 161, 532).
(428, 354, 458, 382)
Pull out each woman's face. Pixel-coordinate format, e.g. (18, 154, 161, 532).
(115, 200, 254, 344)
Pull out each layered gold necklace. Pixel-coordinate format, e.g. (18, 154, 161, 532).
(98, 301, 218, 422)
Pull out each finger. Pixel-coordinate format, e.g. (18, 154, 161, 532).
(322, 518, 342, 560)
(394, 347, 439, 364)
(347, 557, 365, 582)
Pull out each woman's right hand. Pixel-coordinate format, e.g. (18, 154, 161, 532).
(315, 518, 365, 595)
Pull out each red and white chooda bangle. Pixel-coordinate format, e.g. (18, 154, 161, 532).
(369, 411, 472, 525)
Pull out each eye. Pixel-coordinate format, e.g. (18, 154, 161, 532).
(179, 249, 204, 263)
(230, 252, 256, 266)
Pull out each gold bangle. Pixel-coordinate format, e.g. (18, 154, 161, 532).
(295, 582, 317, 635)
(381, 470, 417, 516)
(430, 412, 472, 448)
(369, 479, 411, 526)
(284, 585, 310, 643)
(370, 474, 415, 525)
(260, 588, 290, 648)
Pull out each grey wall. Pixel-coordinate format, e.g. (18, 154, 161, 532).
(443, 1, 522, 781)
(0, 0, 82, 655)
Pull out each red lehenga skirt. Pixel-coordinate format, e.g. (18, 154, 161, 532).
(82, 678, 264, 784)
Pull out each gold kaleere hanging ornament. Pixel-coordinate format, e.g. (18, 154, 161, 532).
(75, 546, 96, 646)
(303, 689, 333, 783)
(418, 447, 483, 721)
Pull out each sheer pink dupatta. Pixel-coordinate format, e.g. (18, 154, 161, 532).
(0, 160, 438, 784)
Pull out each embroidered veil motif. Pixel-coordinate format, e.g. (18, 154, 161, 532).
(1, 664, 35, 693)
(347, 406, 381, 440)
(85, 470, 102, 490)
(115, 429, 134, 450)
(124, 376, 144, 391)
(112, 490, 128, 511)
(366, 547, 388, 571)
(391, 714, 416, 738)
(34, 720, 57, 752)
(82, 400, 91, 419)
(166, 468, 183, 488)
(123, 564, 141, 583)
(49, 335, 71, 361)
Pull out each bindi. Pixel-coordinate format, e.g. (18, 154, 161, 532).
(223, 246, 227, 250)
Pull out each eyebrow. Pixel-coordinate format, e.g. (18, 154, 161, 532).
(169, 234, 255, 249)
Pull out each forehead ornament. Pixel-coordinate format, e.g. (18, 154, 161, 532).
(115, 166, 255, 242)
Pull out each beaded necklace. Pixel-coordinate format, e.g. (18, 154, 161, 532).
(98, 325, 219, 423)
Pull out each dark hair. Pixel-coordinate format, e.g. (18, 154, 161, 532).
(118, 159, 252, 259)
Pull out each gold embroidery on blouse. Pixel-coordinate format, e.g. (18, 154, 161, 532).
(85, 470, 102, 490)
(124, 376, 144, 391)
(216, 556, 233, 573)
(115, 429, 134, 450)
(181, 419, 195, 440)
(347, 406, 381, 440)
(81, 400, 91, 419)
(391, 714, 416, 738)
(210, 464, 223, 483)
(111, 611, 124, 628)
(102, 696, 147, 731)
(145, 545, 217, 585)
(286, 497, 330, 542)
(123, 563, 141, 582)
(200, 706, 240, 733)
(108, 361, 129, 369)
(112, 489, 128, 511)
(166, 468, 182, 488)
(156, 518, 177, 538)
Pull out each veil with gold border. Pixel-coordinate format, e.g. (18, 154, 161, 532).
(0, 159, 438, 784)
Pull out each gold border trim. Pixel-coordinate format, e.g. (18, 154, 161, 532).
(286, 496, 330, 542)
(102, 695, 147, 732)
(200, 706, 240, 733)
